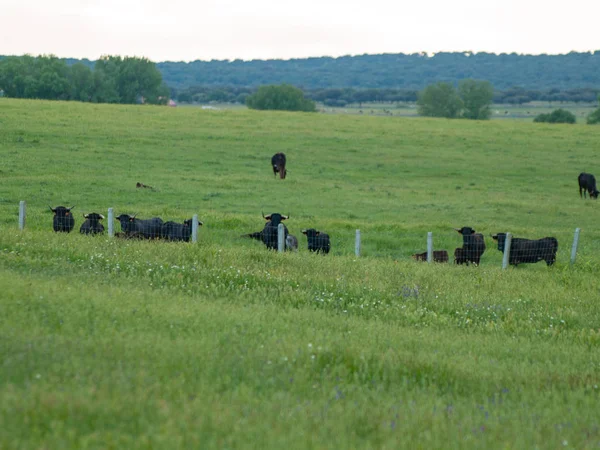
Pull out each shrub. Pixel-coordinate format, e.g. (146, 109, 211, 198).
(246, 84, 316, 112)
(533, 109, 576, 124)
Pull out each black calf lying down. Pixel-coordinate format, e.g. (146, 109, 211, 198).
(491, 233, 558, 266)
(412, 250, 449, 263)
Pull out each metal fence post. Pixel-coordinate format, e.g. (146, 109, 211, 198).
(18, 201, 26, 231)
(192, 214, 199, 243)
(427, 232, 433, 263)
(502, 232, 512, 270)
(570, 227, 581, 265)
(355, 229, 361, 257)
(278, 223, 285, 252)
(107, 208, 114, 237)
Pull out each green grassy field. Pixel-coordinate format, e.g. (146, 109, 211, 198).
(1, 98, 600, 449)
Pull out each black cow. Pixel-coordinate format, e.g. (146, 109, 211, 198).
(454, 226, 486, 265)
(80, 212, 105, 235)
(161, 218, 203, 242)
(578, 172, 599, 199)
(412, 250, 449, 263)
(50, 205, 75, 232)
(271, 152, 287, 179)
(116, 214, 164, 239)
(491, 233, 558, 266)
(302, 228, 331, 254)
(242, 213, 289, 250)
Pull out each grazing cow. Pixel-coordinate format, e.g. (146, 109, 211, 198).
(50, 205, 75, 233)
(161, 218, 203, 242)
(286, 234, 298, 252)
(454, 226, 486, 265)
(271, 152, 287, 179)
(578, 172, 599, 199)
(80, 212, 105, 235)
(116, 214, 164, 239)
(491, 233, 558, 266)
(242, 213, 289, 250)
(302, 228, 331, 254)
(412, 250, 449, 263)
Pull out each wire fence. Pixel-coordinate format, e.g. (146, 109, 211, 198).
(13, 201, 590, 268)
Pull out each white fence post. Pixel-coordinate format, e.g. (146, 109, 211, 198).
(426, 232, 433, 263)
(192, 214, 199, 243)
(107, 208, 114, 237)
(277, 223, 285, 252)
(18, 201, 26, 231)
(502, 232, 512, 270)
(355, 229, 361, 257)
(570, 227, 581, 265)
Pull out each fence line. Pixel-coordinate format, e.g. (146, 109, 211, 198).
(16, 201, 586, 267)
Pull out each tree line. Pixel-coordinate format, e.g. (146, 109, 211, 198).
(154, 51, 600, 91)
(0, 55, 169, 104)
(173, 85, 600, 106)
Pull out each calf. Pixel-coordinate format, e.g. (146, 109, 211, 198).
(491, 233, 558, 266)
(302, 228, 331, 254)
(80, 212, 105, 235)
(242, 213, 289, 250)
(412, 250, 449, 263)
(161, 218, 203, 242)
(286, 234, 298, 252)
(50, 205, 75, 232)
(271, 152, 287, 179)
(578, 172, 599, 199)
(454, 226, 486, 265)
(116, 214, 164, 239)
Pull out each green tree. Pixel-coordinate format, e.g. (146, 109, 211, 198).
(417, 82, 463, 118)
(246, 84, 316, 112)
(533, 109, 576, 124)
(69, 63, 94, 101)
(587, 95, 600, 124)
(458, 79, 494, 120)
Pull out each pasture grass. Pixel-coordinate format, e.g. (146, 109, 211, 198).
(1, 98, 600, 448)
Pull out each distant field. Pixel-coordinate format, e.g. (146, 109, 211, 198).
(1, 98, 600, 449)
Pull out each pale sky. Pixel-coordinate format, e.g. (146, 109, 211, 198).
(1, 0, 598, 62)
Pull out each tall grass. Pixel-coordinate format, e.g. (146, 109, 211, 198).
(1, 99, 599, 449)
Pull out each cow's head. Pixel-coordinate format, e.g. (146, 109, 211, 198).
(491, 233, 507, 250)
(84, 212, 104, 222)
(455, 227, 476, 235)
(302, 228, 320, 238)
(592, 190, 599, 199)
(50, 205, 75, 217)
(183, 218, 203, 227)
(263, 212, 288, 225)
(116, 214, 135, 232)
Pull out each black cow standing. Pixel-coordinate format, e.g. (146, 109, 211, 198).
(491, 233, 558, 266)
(116, 214, 164, 239)
(454, 226, 486, 265)
(242, 213, 289, 250)
(80, 212, 105, 235)
(50, 206, 75, 232)
(302, 228, 331, 254)
(161, 218, 203, 242)
(271, 152, 287, 179)
(578, 172, 599, 199)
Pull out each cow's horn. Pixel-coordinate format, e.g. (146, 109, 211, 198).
(99, 214, 105, 220)
(68, 205, 75, 210)
(281, 214, 289, 220)
(84, 213, 89, 219)
(49, 205, 55, 213)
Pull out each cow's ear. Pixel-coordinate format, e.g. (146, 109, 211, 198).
(129, 217, 135, 222)
(316, 231, 320, 236)
(49, 206, 56, 214)
(84, 214, 89, 219)
(264, 215, 272, 220)
(302, 230, 307, 235)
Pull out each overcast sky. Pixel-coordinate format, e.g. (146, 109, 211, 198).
(2, 0, 598, 62)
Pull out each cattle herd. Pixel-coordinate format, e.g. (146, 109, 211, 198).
(45, 158, 596, 265)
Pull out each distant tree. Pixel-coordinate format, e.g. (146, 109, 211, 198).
(246, 84, 316, 112)
(69, 63, 94, 101)
(417, 82, 463, 118)
(587, 96, 600, 124)
(458, 79, 494, 119)
(533, 109, 576, 124)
